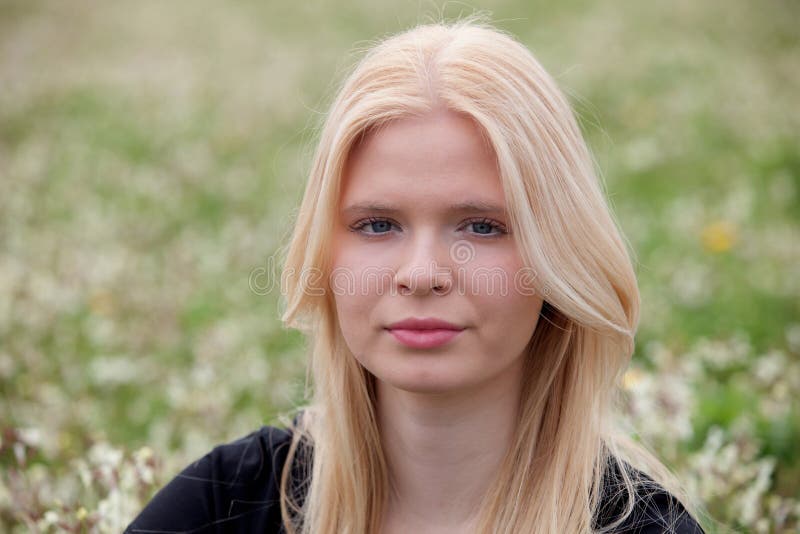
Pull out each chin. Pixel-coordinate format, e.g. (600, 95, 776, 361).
(377, 369, 473, 395)
(391, 382, 457, 395)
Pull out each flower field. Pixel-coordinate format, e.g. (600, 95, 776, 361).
(0, 1, 797, 532)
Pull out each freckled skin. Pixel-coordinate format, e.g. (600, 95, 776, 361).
(331, 108, 544, 395)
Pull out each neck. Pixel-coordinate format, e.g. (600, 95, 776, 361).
(375, 360, 523, 530)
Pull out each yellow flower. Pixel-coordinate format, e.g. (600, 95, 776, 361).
(701, 220, 737, 253)
(622, 368, 644, 390)
(135, 446, 154, 462)
(88, 290, 115, 316)
(76, 507, 88, 521)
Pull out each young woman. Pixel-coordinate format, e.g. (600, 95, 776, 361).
(126, 16, 707, 534)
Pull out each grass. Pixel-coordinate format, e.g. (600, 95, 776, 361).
(0, 0, 797, 532)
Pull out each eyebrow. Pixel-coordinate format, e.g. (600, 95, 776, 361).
(342, 200, 508, 216)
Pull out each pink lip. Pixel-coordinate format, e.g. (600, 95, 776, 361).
(385, 317, 465, 349)
(388, 328, 463, 349)
(386, 317, 463, 330)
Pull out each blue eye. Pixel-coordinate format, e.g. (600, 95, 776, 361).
(349, 217, 396, 236)
(348, 217, 509, 238)
(464, 218, 508, 237)
(471, 221, 494, 235)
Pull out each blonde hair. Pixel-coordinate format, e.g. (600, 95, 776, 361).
(276, 14, 706, 534)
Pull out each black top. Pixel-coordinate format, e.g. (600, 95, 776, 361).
(125, 424, 705, 533)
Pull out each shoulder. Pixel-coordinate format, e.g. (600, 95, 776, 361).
(124, 424, 295, 534)
(596, 461, 705, 534)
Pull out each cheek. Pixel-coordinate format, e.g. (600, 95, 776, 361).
(330, 247, 385, 352)
(463, 254, 543, 344)
(457, 248, 525, 299)
(331, 250, 391, 303)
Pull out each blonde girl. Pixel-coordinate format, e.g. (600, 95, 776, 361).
(128, 14, 707, 534)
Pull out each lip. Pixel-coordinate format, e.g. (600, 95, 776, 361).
(385, 317, 465, 349)
(385, 317, 464, 331)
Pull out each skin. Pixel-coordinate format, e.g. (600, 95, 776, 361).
(331, 107, 545, 533)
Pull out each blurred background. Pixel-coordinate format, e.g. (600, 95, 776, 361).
(0, 0, 797, 532)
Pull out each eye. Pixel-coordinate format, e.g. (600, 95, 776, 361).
(348, 217, 509, 238)
(348, 217, 398, 237)
(462, 218, 508, 237)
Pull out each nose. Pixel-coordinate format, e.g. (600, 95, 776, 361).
(393, 232, 454, 296)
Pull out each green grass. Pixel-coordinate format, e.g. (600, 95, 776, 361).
(0, 0, 797, 531)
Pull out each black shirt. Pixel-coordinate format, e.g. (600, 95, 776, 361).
(125, 425, 705, 533)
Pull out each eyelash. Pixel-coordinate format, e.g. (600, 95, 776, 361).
(348, 217, 509, 238)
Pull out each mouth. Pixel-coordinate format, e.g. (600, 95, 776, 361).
(385, 317, 464, 331)
(384, 326, 464, 349)
(384, 317, 465, 349)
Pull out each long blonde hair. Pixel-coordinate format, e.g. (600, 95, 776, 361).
(276, 14, 705, 534)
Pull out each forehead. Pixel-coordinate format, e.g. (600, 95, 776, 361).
(339, 109, 505, 210)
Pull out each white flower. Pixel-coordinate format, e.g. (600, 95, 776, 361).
(754, 350, 786, 385)
(17, 427, 43, 448)
(38, 510, 60, 529)
(133, 446, 156, 485)
(785, 322, 800, 353)
(89, 355, 142, 385)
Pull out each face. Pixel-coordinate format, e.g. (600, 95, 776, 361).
(330, 108, 544, 395)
